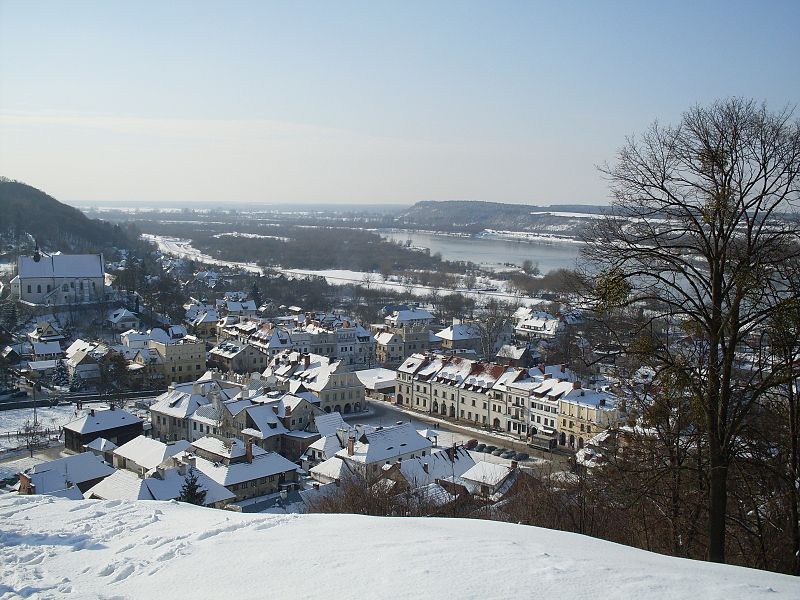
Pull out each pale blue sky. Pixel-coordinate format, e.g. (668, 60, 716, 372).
(1, 1, 798, 206)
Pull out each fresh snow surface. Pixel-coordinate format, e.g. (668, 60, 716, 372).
(1, 495, 798, 600)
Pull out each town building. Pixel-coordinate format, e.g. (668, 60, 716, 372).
(63, 407, 144, 453)
(10, 252, 106, 305)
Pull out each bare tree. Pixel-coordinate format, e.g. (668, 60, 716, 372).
(582, 98, 800, 563)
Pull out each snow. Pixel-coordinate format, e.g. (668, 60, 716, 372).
(17, 254, 104, 279)
(63, 408, 142, 435)
(1, 495, 798, 599)
(354, 368, 396, 391)
(460, 461, 511, 487)
(145, 233, 551, 307)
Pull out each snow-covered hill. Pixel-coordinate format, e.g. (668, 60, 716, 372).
(1, 495, 797, 599)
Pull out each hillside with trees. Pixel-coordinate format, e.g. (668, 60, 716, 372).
(396, 200, 607, 234)
(0, 178, 139, 259)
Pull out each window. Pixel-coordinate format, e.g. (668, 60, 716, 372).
(37, 284, 41, 293)
(27, 285, 31, 293)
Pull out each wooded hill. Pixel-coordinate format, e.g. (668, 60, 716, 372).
(0, 178, 138, 258)
(396, 200, 607, 234)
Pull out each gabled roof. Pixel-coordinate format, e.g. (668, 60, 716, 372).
(108, 308, 138, 324)
(313, 412, 351, 437)
(191, 436, 268, 461)
(64, 408, 142, 435)
(32, 341, 62, 355)
(18, 253, 103, 279)
(84, 437, 117, 452)
(113, 436, 191, 471)
(336, 423, 432, 464)
(21, 452, 114, 494)
(190, 451, 299, 486)
(460, 461, 512, 488)
(399, 447, 475, 488)
(436, 324, 480, 341)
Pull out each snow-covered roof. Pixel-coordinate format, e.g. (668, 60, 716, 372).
(375, 331, 397, 345)
(108, 308, 138, 324)
(190, 451, 299, 487)
(336, 423, 432, 464)
(386, 308, 434, 325)
(150, 380, 241, 419)
(354, 368, 396, 390)
(313, 412, 351, 437)
(113, 436, 191, 471)
(436, 323, 479, 341)
(399, 447, 475, 488)
(496, 344, 528, 360)
(145, 463, 235, 505)
(64, 408, 142, 435)
(84, 437, 118, 452)
(21, 452, 114, 494)
(18, 254, 103, 279)
(85, 468, 153, 501)
(310, 456, 353, 482)
(32, 341, 62, 355)
(460, 461, 511, 487)
(191, 436, 268, 461)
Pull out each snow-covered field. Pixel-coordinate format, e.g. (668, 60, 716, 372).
(142, 234, 264, 275)
(0, 406, 82, 435)
(144, 233, 550, 307)
(280, 268, 548, 307)
(212, 232, 290, 242)
(1, 495, 797, 599)
(0, 406, 91, 452)
(481, 228, 585, 244)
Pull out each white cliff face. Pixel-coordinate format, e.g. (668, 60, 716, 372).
(1, 494, 798, 600)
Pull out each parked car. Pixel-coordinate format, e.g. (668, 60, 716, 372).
(514, 452, 530, 461)
(501, 451, 516, 459)
(484, 445, 497, 453)
(474, 443, 486, 452)
(465, 439, 479, 450)
(491, 448, 505, 456)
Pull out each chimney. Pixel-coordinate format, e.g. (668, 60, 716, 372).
(446, 446, 455, 461)
(304, 354, 310, 369)
(89, 409, 95, 417)
(192, 382, 199, 394)
(422, 463, 429, 474)
(155, 465, 165, 479)
(347, 436, 355, 456)
(272, 405, 279, 414)
(511, 460, 518, 470)
(313, 482, 320, 490)
(187, 455, 197, 468)
(560, 363, 566, 373)
(241, 388, 249, 400)
(246, 439, 253, 463)
(544, 373, 552, 380)
(573, 381, 582, 390)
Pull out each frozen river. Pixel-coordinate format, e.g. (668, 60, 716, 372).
(380, 229, 582, 272)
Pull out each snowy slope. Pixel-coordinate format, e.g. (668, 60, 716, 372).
(1, 495, 797, 600)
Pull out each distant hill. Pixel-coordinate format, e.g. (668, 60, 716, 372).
(0, 178, 138, 258)
(396, 200, 607, 234)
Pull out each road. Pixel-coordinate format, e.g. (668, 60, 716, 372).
(346, 399, 571, 473)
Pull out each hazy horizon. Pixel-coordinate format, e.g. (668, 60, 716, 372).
(1, 1, 798, 206)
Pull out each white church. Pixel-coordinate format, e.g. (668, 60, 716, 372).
(9, 252, 106, 306)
